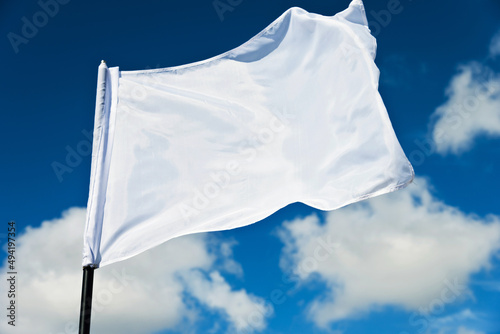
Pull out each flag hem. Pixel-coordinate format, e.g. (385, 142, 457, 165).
(95, 173, 414, 268)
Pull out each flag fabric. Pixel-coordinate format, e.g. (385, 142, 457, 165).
(83, 0, 414, 267)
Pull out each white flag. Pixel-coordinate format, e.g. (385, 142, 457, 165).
(83, 0, 414, 267)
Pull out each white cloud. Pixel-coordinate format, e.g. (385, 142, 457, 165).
(429, 309, 489, 334)
(430, 62, 500, 155)
(0, 207, 269, 334)
(456, 326, 485, 334)
(430, 30, 500, 156)
(435, 308, 477, 325)
(182, 270, 271, 333)
(277, 177, 500, 328)
(474, 279, 500, 292)
(216, 239, 244, 278)
(489, 30, 500, 58)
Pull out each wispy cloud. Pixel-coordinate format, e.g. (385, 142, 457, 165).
(472, 279, 500, 292)
(489, 29, 500, 58)
(428, 309, 487, 334)
(277, 177, 500, 329)
(456, 326, 485, 334)
(380, 54, 413, 87)
(433, 308, 477, 326)
(0, 207, 269, 334)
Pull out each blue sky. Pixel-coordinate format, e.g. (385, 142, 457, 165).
(1, 0, 500, 333)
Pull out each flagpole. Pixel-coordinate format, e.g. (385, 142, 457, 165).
(78, 60, 107, 334)
(78, 265, 95, 334)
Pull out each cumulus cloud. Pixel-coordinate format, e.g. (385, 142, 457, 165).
(181, 270, 271, 332)
(430, 62, 500, 155)
(0, 207, 269, 334)
(429, 30, 500, 155)
(277, 177, 500, 328)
